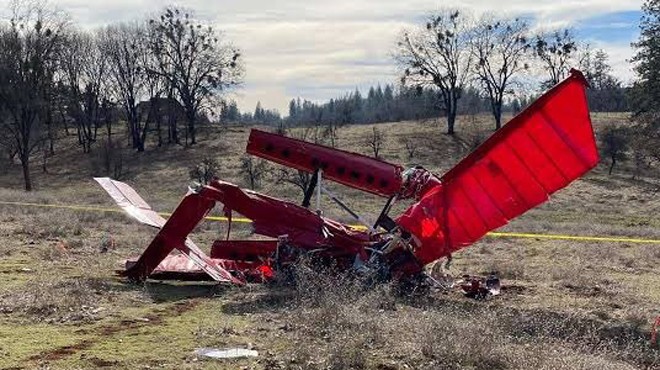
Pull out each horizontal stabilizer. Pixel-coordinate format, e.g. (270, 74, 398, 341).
(94, 177, 166, 229)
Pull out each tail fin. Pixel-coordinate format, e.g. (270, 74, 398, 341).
(94, 177, 244, 285)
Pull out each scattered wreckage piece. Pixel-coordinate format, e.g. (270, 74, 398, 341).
(194, 347, 259, 360)
(96, 69, 599, 290)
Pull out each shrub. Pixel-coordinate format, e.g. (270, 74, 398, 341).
(189, 157, 219, 184)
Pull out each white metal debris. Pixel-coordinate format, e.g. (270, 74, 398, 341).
(194, 348, 259, 360)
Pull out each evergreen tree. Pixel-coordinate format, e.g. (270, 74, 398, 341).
(631, 0, 660, 162)
(254, 101, 265, 122)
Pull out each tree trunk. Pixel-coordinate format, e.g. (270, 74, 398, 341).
(157, 118, 162, 147)
(446, 101, 457, 135)
(154, 100, 162, 147)
(188, 118, 196, 145)
(106, 116, 112, 143)
(60, 107, 70, 136)
(493, 104, 502, 131)
(21, 156, 32, 191)
(46, 109, 55, 155)
(42, 148, 48, 174)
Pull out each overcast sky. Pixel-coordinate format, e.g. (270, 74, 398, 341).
(13, 0, 644, 113)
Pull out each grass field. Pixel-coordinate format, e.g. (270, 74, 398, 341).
(0, 113, 658, 369)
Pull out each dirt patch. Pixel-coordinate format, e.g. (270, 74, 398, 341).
(28, 340, 94, 362)
(26, 300, 201, 364)
(166, 300, 200, 315)
(500, 284, 531, 295)
(88, 357, 119, 367)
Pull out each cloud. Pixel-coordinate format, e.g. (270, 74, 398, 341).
(8, 0, 644, 113)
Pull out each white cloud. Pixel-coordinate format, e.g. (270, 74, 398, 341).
(7, 0, 644, 112)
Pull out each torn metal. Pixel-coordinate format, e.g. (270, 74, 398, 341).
(96, 70, 599, 289)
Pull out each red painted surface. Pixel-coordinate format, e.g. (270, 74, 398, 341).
(97, 70, 599, 284)
(118, 190, 243, 284)
(202, 181, 371, 259)
(397, 70, 600, 264)
(210, 240, 278, 261)
(247, 129, 404, 197)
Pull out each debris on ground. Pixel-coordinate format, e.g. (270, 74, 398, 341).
(194, 347, 259, 360)
(95, 71, 599, 297)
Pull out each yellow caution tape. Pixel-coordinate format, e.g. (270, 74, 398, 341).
(487, 232, 660, 244)
(0, 200, 253, 223)
(1, 200, 659, 244)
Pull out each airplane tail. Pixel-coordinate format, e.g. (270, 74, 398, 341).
(94, 178, 244, 285)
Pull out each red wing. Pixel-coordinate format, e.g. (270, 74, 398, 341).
(247, 129, 403, 197)
(397, 70, 600, 265)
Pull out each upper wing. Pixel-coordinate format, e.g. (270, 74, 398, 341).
(246, 129, 403, 197)
(397, 70, 600, 265)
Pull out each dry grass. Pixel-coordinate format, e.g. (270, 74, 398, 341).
(0, 116, 658, 369)
(228, 262, 656, 370)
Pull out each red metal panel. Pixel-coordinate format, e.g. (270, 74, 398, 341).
(210, 240, 277, 261)
(246, 129, 403, 197)
(119, 191, 244, 285)
(203, 180, 370, 258)
(397, 70, 600, 265)
(145, 254, 271, 282)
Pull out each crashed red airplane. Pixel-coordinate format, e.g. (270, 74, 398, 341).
(96, 69, 599, 287)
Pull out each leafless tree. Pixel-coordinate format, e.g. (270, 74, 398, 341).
(534, 29, 578, 87)
(473, 17, 531, 130)
(189, 157, 219, 184)
(240, 155, 268, 190)
(275, 127, 316, 193)
(276, 168, 312, 193)
(601, 125, 630, 175)
(404, 136, 420, 159)
(365, 126, 385, 158)
(100, 22, 149, 152)
(395, 10, 475, 135)
(60, 29, 107, 153)
(0, 0, 67, 190)
(147, 7, 243, 146)
(139, 34, 173, 147)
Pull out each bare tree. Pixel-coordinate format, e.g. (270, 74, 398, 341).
(396, 10, 475, 135)
(534, 29, 578, 87)
(100, 22, 149, 152)
(147, 7, 243, 146)
(601, 125, 630, 175)
(473, 17, 530, 130)
(630, 0, 660, 168)
(404, 136, 420, 159)
(60, 29, 107, 153)
(189, 157, 219, 184)
(0, 0, 67, 190)
(365, 126, 385, 158)
(276, 168, 312, 193)
(275, 127, 316, 193)
(240, 155, 268, 190)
